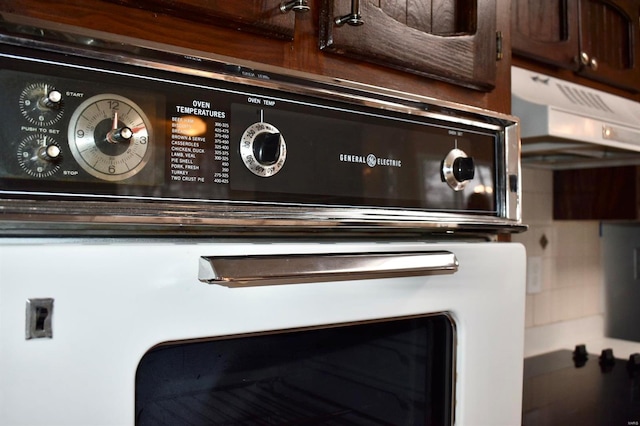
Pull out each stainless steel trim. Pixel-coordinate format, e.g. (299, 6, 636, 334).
(0, 198, 526, 234)
(198, 251, 458, 287)
(505, 120, 522, 223)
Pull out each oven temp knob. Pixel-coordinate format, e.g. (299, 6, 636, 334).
(441, 148, 475, 191)
(240, 122, 287, 177)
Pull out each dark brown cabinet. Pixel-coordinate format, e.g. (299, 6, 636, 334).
(553, 166, 640, 220)
(105, 0, 297, 39)
(1, 0, 513, 113)
(513, 0, 640, 93)
(577, 0, 640, 92)
(319, 0, 500, 91)
(512, 0, 579, 68)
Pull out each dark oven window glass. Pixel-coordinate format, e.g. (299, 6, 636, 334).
(135, 314, 454, 425)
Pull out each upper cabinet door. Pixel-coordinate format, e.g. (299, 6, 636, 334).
(105, 0, 296, 40)
(319, 0, 499, 91)
(577, 0, 640, 92)
(512, 0, 640, 93)
(512, 0, 580, 70)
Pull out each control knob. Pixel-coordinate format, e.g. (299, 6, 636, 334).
(240, 122, 287, 177)
(441, 148, 475, 191)
(19, 83, 64, 126)
(253, 131, 281, 165)
(17, 134, 63, 178)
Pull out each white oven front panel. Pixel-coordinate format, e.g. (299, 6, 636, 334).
(0, 239, 525, 425)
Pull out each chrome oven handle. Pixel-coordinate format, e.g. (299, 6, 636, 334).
(198, 251, 458, 287)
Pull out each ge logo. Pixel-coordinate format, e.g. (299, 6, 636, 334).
(366, 154, 377, 168)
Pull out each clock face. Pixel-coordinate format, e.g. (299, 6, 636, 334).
(67, 94, 152, 181)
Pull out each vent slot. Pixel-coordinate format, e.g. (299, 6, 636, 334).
(556, 83, 615, 113)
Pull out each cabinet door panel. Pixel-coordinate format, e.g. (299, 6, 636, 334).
(320, 0, 497, 91)
(578, 0, 640, 92)
(512, 0, 580, 69)
(553, 166, 639, 220)
(105, 0, 296, 40)
(380, 0, 410, 24)
(406, 0, 434, 31)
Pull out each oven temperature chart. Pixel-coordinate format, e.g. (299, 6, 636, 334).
(169, 99, 229, 186)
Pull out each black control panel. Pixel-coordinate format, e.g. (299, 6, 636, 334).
(0, 43, 500, 214)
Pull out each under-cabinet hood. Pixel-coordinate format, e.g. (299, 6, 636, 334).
(512, 66, 640, 169)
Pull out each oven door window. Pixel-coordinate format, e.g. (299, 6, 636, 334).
(135, 314, 454, 425)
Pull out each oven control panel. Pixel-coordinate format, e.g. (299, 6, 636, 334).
(0, 26, 521, 230)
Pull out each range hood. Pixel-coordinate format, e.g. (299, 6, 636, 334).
(512, 66, 640, 169)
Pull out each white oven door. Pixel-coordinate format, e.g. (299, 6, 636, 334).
(0, 239, 525, 425)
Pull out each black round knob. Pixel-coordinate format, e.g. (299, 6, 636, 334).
(253, 132, 281, 165)
(240, 122, 287, 177)
(453, 156, 475, 182)
(441, 148, 474, 191)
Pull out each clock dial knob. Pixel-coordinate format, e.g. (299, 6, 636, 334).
(19, 83, 64, 126)
(17, 134, 62, 178)
(67, 94, 152, 181)
(240, 122, 287, 177)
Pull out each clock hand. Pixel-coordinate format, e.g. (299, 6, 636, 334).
(106, 110, 133, 144)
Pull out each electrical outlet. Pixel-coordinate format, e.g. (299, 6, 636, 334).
(527, 256, 543, 294)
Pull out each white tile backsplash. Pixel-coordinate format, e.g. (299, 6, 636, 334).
(582, 284, 602, 316)
(531, 291, 552, 326)
(525, 295, 535, 327)
(513, 167, 604, 328)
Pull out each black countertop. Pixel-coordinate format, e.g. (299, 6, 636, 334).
(523, 349, 640, 425)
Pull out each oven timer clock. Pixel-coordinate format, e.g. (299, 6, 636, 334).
(67, 94, 152, 182)
(16, 82, 154, 182)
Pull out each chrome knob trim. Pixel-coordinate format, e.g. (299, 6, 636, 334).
(441, 148, 475, 191)
(578, 52, 598, 71)
(335, 0, 364, 26)
(240, 122, 287, 177)
(280, 0, 310, 13)
(580, 51, 590, 66)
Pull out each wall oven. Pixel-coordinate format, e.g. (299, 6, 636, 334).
(0, 14, 525, 426)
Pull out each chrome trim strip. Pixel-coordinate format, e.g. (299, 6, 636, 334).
(0, 199, 526, 234)
(198, 251, 458, 287)
(505, 120, 523, 223)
